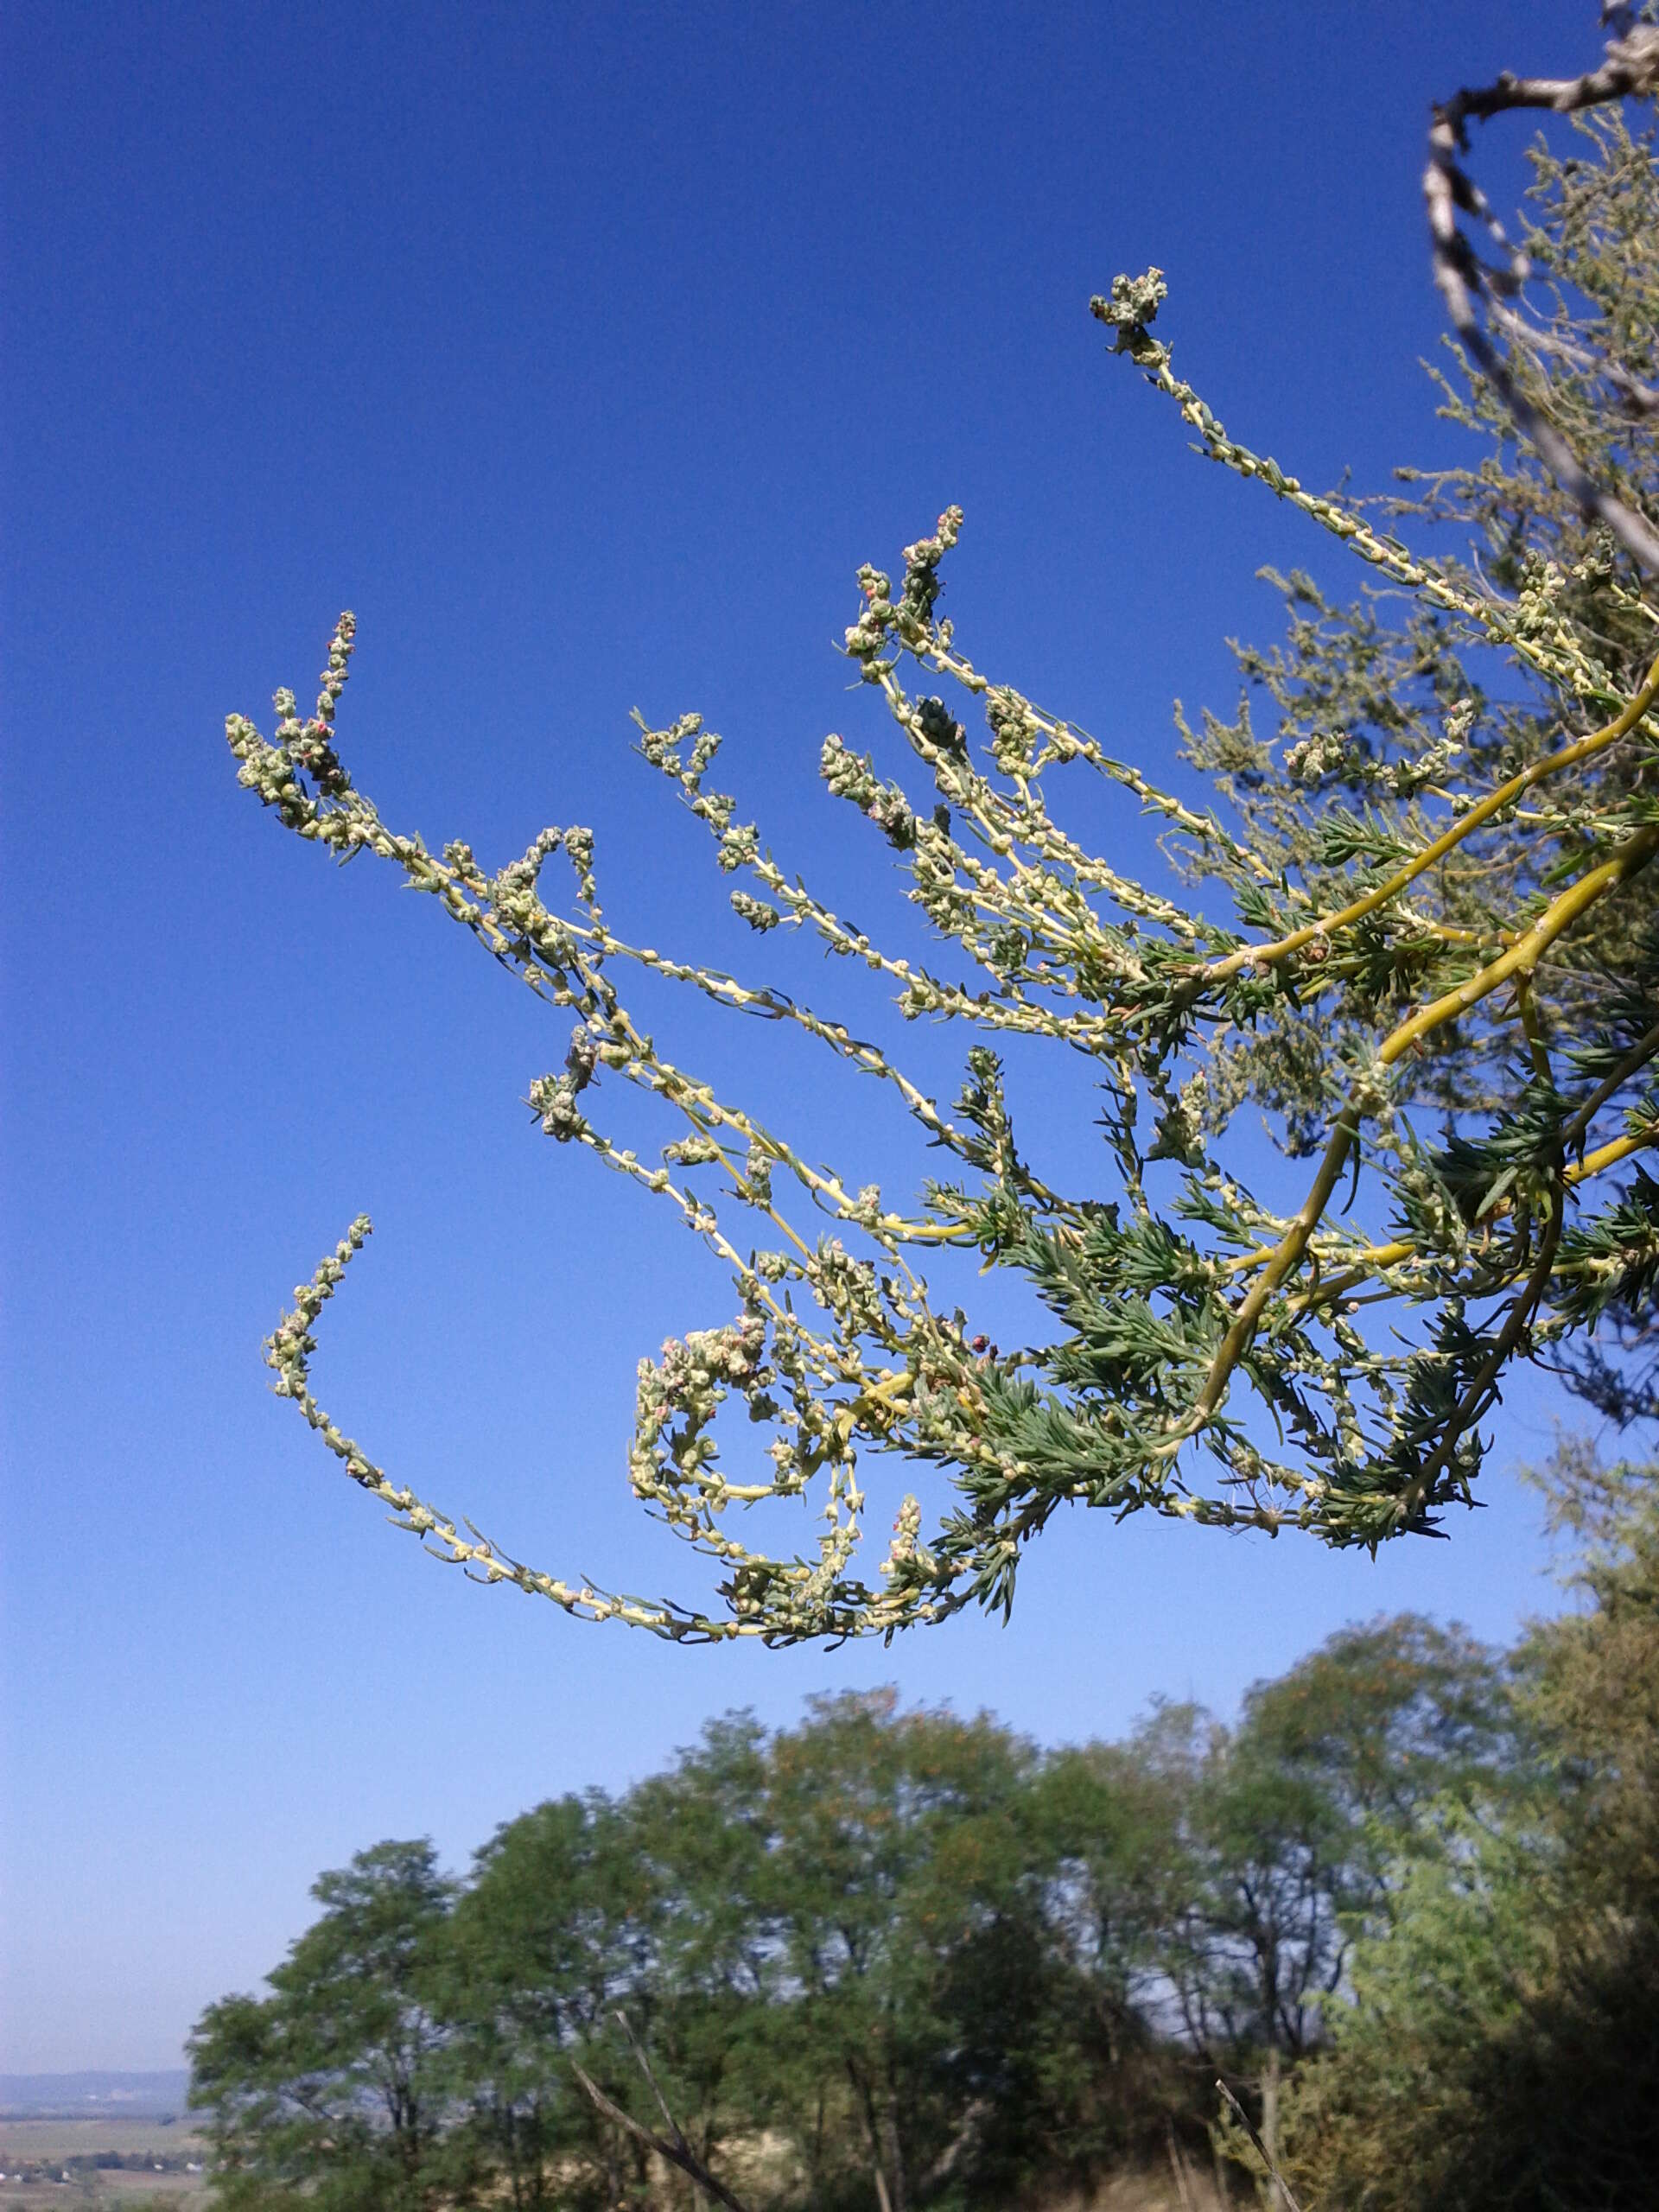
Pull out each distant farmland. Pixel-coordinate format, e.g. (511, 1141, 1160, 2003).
(0, 2118, 208, 2212)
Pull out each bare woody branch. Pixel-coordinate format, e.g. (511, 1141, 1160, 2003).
(571, 2015, 755, 2212)
(1426, 15, 1659, 574)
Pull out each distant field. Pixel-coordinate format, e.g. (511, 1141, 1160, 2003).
(0, 2120, 209, 2212)
(0, 2120, 1221, 2211)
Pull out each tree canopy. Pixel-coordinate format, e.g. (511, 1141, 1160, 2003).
(1281, 1443, 1659, 2209)
(186, 1470, 1659, 2206)
(230, 18, 1659, 1641)
(186, 1611, 1519, 2211)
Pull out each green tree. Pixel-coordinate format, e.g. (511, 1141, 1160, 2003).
(1033, 1709, 1203, 2068)
(181, 1623, 1575, 2209)
(431, 1792, 649, 2212)
(1190, 1618, 1511, 2170)
(753, 1692, 1047, 2212)
(1024, 1621, 1512, 2183)
(232, 19, 1659, 1645)
(1030, 1704, 1229, 2185)
(188, 1840, 455, 2212)
(608, 1717, 789, 2211)
(1282, 1452, 1659, 2210)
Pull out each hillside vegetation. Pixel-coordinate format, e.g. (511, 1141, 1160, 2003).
(188, 1450, 1659, 2212)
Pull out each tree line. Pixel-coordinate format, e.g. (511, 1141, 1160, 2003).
(188, 1448, 1659, 2212)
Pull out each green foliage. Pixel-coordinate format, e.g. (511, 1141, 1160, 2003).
(188, 1616, 1526, 2211)
(431, 1794, 650, 2212)
(1281, 1448, 1659, 2211)
(187, 1486, 1659, 2210)
(188, 1842, 454, 2212)
(232, 73, 1659, 1640)
(753, 1694, 1058, 2212)
(1182, 1618, 1515, 2065)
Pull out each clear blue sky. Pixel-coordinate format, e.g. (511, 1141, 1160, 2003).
(2, 1, 1606, 2071)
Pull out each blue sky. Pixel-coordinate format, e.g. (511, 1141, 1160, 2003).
(2, 1, 1610, 2071)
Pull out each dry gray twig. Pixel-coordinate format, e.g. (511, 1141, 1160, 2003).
(1216, 2078, 1306, 2212)
(1425, 12, 1659, 575)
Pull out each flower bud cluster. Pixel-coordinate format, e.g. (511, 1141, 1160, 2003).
(908, 817, 976, 937)
(661, 1134, 723, 1167)
(1385, 730, 1465, 796)
(1089, 267, 1171, 365)
(893, 510, 964, 639)
(913, 696, 967, 758)
(717, 822, 760, 872)
(880, 1494, 924, 1578)
(1281, 730, 1356, 785)
(808, 1239, 887, 1338)
(985, 689, 1039, 773)
(820, 734, 916, 849)
(527, 1069, 588, 1141)
(741, 1143, 774, 1207)
(633, 710, 718, 782)
(843, 574, 895, 667)
(729, 890, 783, 931)
(225, 616, 359, 835)
(841, 510, 964, 671)
(630, 1313, 773, 1510)
(562, 826, 597, 904)
(264, 1218, 372, 1402)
